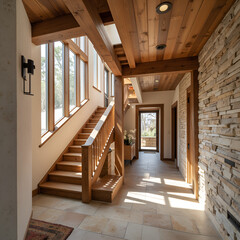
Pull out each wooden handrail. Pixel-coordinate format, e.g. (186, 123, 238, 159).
(82, 101, 115, 203)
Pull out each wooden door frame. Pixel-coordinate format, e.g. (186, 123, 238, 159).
(186, 87, 192, 184)
(136, 104, 164, 160)
(171, 101, 178, 168)
(139, 110, 159, 152)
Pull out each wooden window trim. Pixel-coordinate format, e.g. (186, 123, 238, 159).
(64, 43, 70, 117)
(39, 99, 89, 147)
(92, 85, 102, 93)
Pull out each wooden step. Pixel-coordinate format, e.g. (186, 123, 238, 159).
(39, 182, 82, 199)
(89, 119, 99, 123)
(82, 128, 94, 133)
(93, 113, 103, 117)
(86, 123, 96, 128)
(68, 145, 82, 153)
(92, 175, 123, 203)
(49, 171, 82, 185)
(78, 133, 90, 139)
(96, 107, 106, 112)
(74, 139, 86, 145)
(57, 161, 82, 172)
(63, 152, 82, 161)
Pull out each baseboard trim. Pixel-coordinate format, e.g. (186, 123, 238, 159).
(32, 188, 38, 197)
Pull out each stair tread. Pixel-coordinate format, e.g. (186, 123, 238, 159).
(49, 171, 82, 178)
(57, 161, 82, 166)
(40, 182, 82, 192)
(64, 152, 82, 156)
(69, 145, 82, 148)
(92, 175, 122, 192)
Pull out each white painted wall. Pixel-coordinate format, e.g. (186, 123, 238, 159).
(124, 91, 175, 159)
(32, 41, 105, 190)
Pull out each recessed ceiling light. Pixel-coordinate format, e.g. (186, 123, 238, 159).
(156, 2, 172, 14)
(156, 44, 166, 50)
(155, 80, 159, 82)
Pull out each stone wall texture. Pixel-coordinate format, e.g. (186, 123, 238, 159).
(198, 0, 240, 239)
(179, 73, 191, 180)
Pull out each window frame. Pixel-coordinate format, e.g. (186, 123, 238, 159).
(40, 37, 89, 146)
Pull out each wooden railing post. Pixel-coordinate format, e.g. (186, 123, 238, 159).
(82, 145, 92, 203)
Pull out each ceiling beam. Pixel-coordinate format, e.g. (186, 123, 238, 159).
(131, 78, 143, 103)
(99, 11, 114, 25)
(63, 0, 122, 76)
(122, 57, 199, 78)
(32, 14, 84, 45)
(107, 0, 136, 68)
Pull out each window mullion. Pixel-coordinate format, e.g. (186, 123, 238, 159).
(64, 43, 70, 117)
(48, 43, 55, 131)
(76, 55, 80, 107)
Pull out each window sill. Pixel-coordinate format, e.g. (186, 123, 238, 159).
(93, 86, 101, 93)
(39, 99, 89, 147)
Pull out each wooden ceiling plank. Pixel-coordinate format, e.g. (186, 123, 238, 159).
(148, 0, 161, 62)
(63, 0, 122, 76)
(172, 0, 203, 58)
(133, 0, 149, 62)
(107, 0, 136, 68)
(163, 0, 189, 60)
(190, 0, 236, 56)
(179, 0, 218, 58)
(32, 14, 84, 45)
(122, 56, 199, 77)
(156, 0, 173, 61)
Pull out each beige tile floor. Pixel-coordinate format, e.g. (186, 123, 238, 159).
(32, 152, 221, 240)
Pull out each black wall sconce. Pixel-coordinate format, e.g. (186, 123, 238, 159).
(21, 55, 35, 96)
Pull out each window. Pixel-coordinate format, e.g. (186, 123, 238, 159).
(93, 48, 98, 88)
(111, 73, 115, 96)
(69, 50, 76, 111)
(41, 44, 48, 135)
(40, 38, 89, 145)
(54, 41, 64, 123)
(80, 36, 86, 53)
(80, 60, 86, 102)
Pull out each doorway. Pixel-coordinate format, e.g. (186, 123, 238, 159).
(139, 111, 159, 151)
(104, 67, 109, 107)
(187, 87, 192, 184)
(171, 102, 178, 167)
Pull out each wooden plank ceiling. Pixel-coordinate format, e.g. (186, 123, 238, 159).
(23, 0, 235, 91)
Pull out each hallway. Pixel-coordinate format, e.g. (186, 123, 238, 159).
(32, 152, 221, 240)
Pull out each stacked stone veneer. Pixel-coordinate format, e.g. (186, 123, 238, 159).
(179, 73, 191, 180)
(198, 0, 240, 239)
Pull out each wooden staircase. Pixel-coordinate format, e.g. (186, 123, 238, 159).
(39, 104, 123, 202)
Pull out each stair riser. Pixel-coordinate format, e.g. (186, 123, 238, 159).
(89, 119, 99, 123)
(82, 128, 93, 133)
(40, 188, 82, 200)
(78, 134, 90, 139)
(49, 175, 82, 185)
(74, 140, 86, 145)
(63, 155, 82, 161)
(57, 165, 82, 172)
(68, 147, 82, 153)
(86, 124, 96, 128)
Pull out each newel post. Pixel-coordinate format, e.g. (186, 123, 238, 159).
(82, 145, 92, 203)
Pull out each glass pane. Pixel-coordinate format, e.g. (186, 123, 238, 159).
(69, 50, 76, 111)
(41, 44, 48, 135)
(104, 69, 108, 95)
(80, 60, 85, 102)
(111, 73, 115, 96)
(93, 49, 97, 88)
(140, 112, 157, 150)
(71, 38, 77, 43)
(54, 41, 64, 123)
(80, 36, 85, 52)
(98, 55, 101, 89)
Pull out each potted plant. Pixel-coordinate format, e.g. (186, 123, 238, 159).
(124, 130, 136, 163)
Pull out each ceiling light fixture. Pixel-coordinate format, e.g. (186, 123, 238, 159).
(156, 44, 166, 50)
(155, 80, 159, 82)
(156, 2, 172, 14)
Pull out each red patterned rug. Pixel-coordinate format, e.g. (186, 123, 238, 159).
(26, 219, 73, 240)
